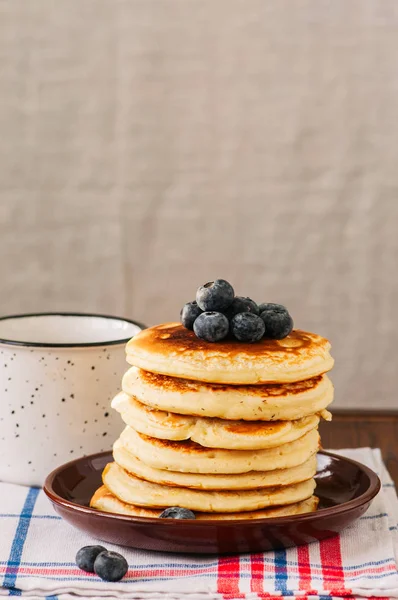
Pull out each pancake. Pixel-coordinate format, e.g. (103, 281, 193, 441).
(112, 392, 320, 450)
(125, 323, 334, 384)
(102, 462, 316, 512)
(113, 439, 317, 489)
(91, 485, 319, 519)
(118, 426, 320, 474)
(122, 367, 333, 421)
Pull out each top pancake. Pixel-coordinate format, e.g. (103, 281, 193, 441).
(126, 323, 334, 384)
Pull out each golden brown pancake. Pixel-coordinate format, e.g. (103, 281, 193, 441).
(91, 485, 319, 519)
(122, 367, 333, 421)
(113, 439, 318, 489)
(125, 323, 334, 384)
(101, 462, 316, 511)
(112, 391, 320, 449)
(118, 426, 320, 474)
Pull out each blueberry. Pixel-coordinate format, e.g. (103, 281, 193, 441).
(225, 296, 259, 320)
(231, 313, 265, 342)
(196, 279, 234, 312)
(258, 302, 287, 314)
(94, 550, 128, 582)
(75, 545, 107, 573)
(159, 507, 196, 519)
(260, 309, 293, 339)
(180, 301, 203, 330)
(193, 312, 229, 342)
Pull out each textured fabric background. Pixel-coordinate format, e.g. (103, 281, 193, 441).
(1, 0, 397, 408)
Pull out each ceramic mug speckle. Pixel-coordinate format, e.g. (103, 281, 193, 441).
(0, 312, 145, 487)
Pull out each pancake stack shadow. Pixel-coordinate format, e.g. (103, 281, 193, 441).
(91, 323, 334, 520)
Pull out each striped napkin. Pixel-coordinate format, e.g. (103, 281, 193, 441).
(0, 448, 397, 600)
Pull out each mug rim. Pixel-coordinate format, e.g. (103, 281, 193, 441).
(0, 312, 146, 348)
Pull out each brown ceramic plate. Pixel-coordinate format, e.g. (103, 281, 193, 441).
(44, 450, 380, 554)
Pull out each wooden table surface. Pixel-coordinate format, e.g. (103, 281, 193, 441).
(319, 410, 398, 485)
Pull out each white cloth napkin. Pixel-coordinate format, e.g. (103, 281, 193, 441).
(0, 448, 397, 600)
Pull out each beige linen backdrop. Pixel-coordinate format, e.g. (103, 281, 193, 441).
(0, 0, 397, 408)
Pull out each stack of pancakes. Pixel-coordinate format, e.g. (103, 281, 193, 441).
(91, 323, 334, 519)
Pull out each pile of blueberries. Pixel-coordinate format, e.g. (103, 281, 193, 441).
(76, 545, 129, 582)
(180, 279, 293, 343)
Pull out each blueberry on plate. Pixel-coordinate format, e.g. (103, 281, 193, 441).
(94, 550, 128, 582)
(258, 302, 287, 314)
(231, 313, 265, 342)
(225, 296, 259, 320)
(196, 279, 235, 312)
(76, 545, 107, 573)
(159, 507, 196, 519)
(260, 308, 293, 339)
(193, 312, 229, 342)
(180, 301, 203, 330)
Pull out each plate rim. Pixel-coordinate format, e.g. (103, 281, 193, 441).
(43, 449, 381, 527)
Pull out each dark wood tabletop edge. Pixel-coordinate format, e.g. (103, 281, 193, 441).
(319, 409, 398, 486)
(330, 409, 398, 419)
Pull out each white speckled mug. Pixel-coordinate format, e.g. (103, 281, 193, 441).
(0, 312, 144, 487)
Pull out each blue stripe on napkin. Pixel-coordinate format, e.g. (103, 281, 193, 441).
(2, 487, 40, 595)
(274, 549, 288, 594)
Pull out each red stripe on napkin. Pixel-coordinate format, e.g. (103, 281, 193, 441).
(297, 543, 313, 593)
(217, 556, 245, 598)
(250, 553, 264, 595)
(320, 534, 349, 595)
